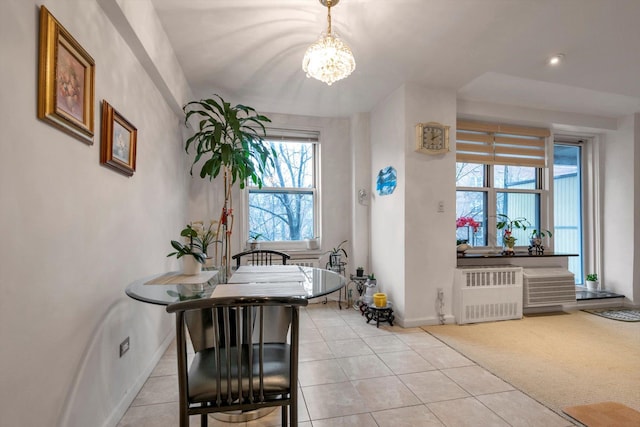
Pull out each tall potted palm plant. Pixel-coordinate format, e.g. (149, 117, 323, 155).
(183, 94, 275, 280)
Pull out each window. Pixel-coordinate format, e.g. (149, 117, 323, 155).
(245, 130, 319, 247)
(455, 121, 550, 248)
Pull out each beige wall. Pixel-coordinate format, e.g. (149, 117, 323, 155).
(0, 1, 189, 425)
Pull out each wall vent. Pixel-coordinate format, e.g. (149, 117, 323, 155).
(454, 266, 523, 324)
(523, 267, 576, 307)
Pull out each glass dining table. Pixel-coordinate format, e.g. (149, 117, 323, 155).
(125, 265, 346, 306)
(125, 265, 346, 422)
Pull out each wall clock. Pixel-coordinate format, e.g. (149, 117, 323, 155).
(415, 122, 450, 155)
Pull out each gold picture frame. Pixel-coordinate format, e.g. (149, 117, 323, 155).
(100, 101, 137, 177)
(415, 122, 450, 155)
(38, 6, 95, 144)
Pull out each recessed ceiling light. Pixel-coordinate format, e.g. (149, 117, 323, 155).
(548, 54, 565, 66)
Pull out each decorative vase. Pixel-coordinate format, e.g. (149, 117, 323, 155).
(182, 255, 202, 275)
(306, 238, 320, 250)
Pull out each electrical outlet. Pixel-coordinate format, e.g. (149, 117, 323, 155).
(437, 288, 444, 299)
(119, 337, 130, 358)
(437, 201, 444, 213)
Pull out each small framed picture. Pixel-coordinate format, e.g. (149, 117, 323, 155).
(100, 101, 137, 176)
(37, 6, 95, 144)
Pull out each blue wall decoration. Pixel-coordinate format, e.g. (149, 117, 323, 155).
(376, 166, 397, 196)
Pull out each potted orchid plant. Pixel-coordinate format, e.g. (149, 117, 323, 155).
(167, 222, 220, 274)
(167, 230, 206, 275)
(456, 216, 481, 252)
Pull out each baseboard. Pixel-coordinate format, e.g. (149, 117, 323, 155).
(565, 298, 625, 311)
(402, 314, 456, 328)
(102, 330, 176, 427)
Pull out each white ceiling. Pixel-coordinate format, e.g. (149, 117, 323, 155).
(149, 0, 640, 118)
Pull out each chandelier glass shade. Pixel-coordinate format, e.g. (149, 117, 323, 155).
(302, 0, 355, 85)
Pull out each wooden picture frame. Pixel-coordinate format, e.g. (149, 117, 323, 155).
(38, 6, 95, 144)
(100, 101, 137, 176)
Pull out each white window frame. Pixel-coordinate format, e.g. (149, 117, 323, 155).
(457, 164, 548, 250)
(552, 132, 601, 284)
(241, 132, 321, 252)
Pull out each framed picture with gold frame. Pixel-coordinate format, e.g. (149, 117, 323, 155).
(38, 6, 95, 144)
(100, 101, 137, 177)
(415, 122, 450, 155)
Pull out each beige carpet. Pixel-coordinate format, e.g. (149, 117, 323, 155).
(422, 311, 640, 413)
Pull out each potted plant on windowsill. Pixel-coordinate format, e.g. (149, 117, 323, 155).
(496, 214, 530, 255)
(247, 232, 263, 250)
(528, 228, 553, 254)
(585, 273, 599, 291)
(306, 236, 320, 250)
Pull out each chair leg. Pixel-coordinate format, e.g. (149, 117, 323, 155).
(291, 403, 298, 427)
(200, 413, 208, 427)
(281, 405, 288, 427)
(179, 411, 188, 427)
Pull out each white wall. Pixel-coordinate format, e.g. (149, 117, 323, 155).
(370, 86, 407, 320)
(350, 113, 371, 271)
(369, 84, 457, 326)
(403, 84, 457, 326)
(0, 1, 189, 425)
(602, 114, 638, 302)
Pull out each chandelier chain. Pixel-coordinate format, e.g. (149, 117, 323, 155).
(326, 1, 332, 35)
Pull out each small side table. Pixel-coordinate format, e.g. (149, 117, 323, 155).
(364, 304, 394, 328)
(349, 274, 369, 310)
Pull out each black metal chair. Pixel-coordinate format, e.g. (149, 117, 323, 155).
(232, 249, 291, 269)
(166, 295, 308, 427)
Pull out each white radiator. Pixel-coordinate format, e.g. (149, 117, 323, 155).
(454, 266, 523, 324)
(288, 256, 321, 268)
(523, 267, 576, 307)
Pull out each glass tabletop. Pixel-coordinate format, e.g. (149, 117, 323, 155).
(125, 266, 346, 306)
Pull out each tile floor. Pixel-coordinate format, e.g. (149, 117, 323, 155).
(117, 302, 577, 427)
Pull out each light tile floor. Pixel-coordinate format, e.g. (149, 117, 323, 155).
(117, 302, 576, 427)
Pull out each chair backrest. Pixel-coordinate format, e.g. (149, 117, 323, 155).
(166, 295, 307, 426)
(232, 249, 291, 268)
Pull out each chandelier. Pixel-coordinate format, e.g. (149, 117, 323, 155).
(302, 0, 356, 86)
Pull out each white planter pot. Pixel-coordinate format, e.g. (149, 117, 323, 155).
(306, 238, 320, 250)
(183, 255, 202, 275)
(586, 280, 599, 291)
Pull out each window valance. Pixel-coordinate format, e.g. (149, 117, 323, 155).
(456, 120, 550, 167)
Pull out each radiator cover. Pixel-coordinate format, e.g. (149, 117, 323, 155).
(454, 266, 523, 324)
